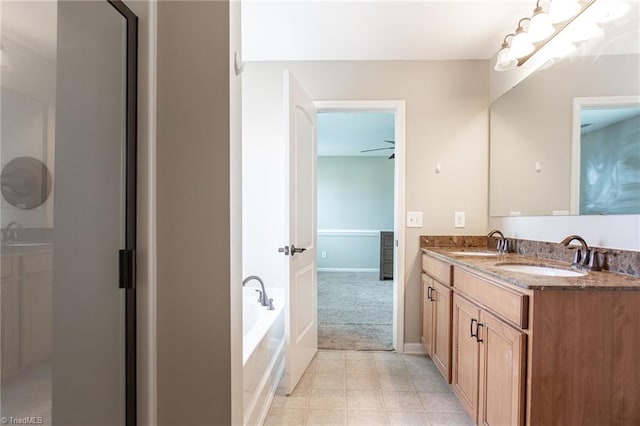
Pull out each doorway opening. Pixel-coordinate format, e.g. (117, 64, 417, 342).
(315, 101, 406, 352)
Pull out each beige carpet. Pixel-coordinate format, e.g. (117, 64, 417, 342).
(317, 271, 393, 351)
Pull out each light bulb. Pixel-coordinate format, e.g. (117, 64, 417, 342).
(549, 0, 581, 24)
(494, 47, 517, 71)
(593, 0, 631, 23)
(528, 8, 555, 42)
(510, 28, 535, 59)
(565, 21, 602, 42)
(547, 38, 576, 59)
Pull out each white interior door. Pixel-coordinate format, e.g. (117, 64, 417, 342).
(283, 70, 318, 394)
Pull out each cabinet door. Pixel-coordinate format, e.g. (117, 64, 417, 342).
(22, 272, 53, 367)
(1, 279, 21, 377)
(432, 280, 452, 383)
(478, 309, 526, 426)
(421, 274, 434, 355)
(452, 293, 481, 421)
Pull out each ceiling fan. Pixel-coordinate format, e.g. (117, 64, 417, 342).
(360, 140, 395, 159)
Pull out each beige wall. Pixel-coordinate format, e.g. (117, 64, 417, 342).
(243, 60, 489, 345)
(156, 2, 233, 424)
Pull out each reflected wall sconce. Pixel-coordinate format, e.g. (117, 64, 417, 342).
(0, 44, 12, 70)
(494, 0, 631, 71)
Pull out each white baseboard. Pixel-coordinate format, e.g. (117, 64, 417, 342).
(317, 268, 379, 273)
(403, 343, 426, 354)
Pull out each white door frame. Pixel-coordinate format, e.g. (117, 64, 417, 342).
(314, 100, 406, 353)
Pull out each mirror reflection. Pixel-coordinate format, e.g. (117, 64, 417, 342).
(573, 98, 640, 215)
(489, 5, 639, 217)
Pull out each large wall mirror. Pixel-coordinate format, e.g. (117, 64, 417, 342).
(489, 4, 639, 217)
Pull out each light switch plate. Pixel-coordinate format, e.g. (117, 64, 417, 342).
(407, 211, 423, 228)
(454, 211, 465, 228)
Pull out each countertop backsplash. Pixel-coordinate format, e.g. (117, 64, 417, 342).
(420, 235, 640, 278)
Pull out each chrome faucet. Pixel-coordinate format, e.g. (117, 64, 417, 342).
(242, 275, 274, 310)
(487, 229, 508, 253)
(3, 221, 23, 242)
(561, 235, 606, 271)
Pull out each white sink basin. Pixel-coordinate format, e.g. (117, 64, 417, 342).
(449, 250, 500, 257)
(495, 263, 586, 277)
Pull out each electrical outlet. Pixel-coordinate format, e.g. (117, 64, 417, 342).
(407, 211, 423, 228)
(454, 211, 465, 228)
(321, 250, 327, 259)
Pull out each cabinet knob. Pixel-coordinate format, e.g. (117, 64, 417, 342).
(470, 318, 477, 338)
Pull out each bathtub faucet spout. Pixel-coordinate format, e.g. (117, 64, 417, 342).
(242, 275, 274, 310)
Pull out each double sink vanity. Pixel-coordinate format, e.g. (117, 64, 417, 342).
(416, 3, 640, 424)
(420, 237, 640, 426)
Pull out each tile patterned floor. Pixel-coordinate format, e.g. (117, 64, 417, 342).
(265, 350, 475, 425)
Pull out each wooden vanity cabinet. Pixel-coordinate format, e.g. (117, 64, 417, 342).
(421, 255, 453, 382)
(477, 308, 526, 426)
(452, 270, 527, 425)
(451, 293, 481, 416)
(422, 250, 640, 425)
(421, 274, 434, 355)
(1, 249, 53, 378)
(1, 256, 21, 377)
(431, 280, 452, 380)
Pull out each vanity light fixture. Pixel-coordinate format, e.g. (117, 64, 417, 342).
(494, 0, 631, 71)
(510, 18, 536, 58)
(549, 0, 582, 24)
(528, 3, 556, 41)
(547, 37, 577, 59)
(494, 34, 517, 71)
(592, 0, 631, 23)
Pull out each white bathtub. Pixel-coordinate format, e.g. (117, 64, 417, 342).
(243, 287, 285, 426)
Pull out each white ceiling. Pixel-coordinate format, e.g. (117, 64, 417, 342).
(318, 111, 395, 156)
(242, 0, 539, 61)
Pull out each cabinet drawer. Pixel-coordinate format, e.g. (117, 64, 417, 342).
(21, 252, 53, 275)
(422, 254, 452, 285)
(1, 257, 16, 279)
(454, 268, 528, 329)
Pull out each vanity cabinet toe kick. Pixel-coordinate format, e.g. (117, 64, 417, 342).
(421, 250, 640, 426)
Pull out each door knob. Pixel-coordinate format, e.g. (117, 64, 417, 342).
(278, 246, 290, 256)
(290, 245, 307, 256)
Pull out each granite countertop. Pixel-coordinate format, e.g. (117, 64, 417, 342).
(422, 247, 640, 291)
(1, 242, 53, 256)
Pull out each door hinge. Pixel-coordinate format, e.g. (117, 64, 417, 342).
(119, 249, 135, 289)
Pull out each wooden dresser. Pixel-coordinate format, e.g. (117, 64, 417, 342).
(379, 231, 394, 280)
